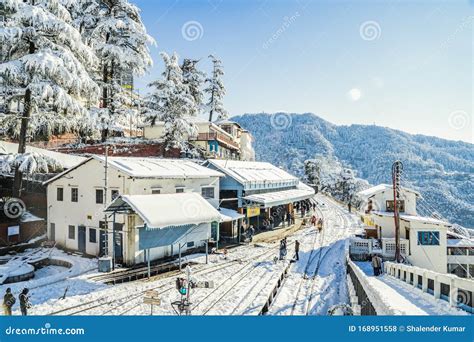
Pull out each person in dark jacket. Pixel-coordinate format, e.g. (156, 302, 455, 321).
(3, 288, 15, 316)
(294, 240, 300, 261)
(19, 288, 31, 316)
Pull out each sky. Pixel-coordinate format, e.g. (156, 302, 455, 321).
(132, 0, 473, 143)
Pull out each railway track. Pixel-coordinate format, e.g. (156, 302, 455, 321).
(190, 242, 291, 315)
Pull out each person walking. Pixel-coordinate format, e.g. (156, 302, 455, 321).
(311, 215, 317, 227)
(19, 288, 31, 316)
(249, 225, 255, 242)
(294, 240, 300, 261)
(3, 288, 15, 316)
(371, 255, 382, 276)
(279, 239, 285, 260)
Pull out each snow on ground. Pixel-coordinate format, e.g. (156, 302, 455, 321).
(354, 262, 468, 315)
(4, 194, 462, 316)
(0, 248, 99, 315)
(268, 195, 360, 315)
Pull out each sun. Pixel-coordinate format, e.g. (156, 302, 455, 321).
(348, 88, 362, 101)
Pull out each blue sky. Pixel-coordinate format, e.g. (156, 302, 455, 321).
(132, 0, 473, 143)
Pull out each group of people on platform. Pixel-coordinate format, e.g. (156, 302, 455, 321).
(3, 287, 31, 316)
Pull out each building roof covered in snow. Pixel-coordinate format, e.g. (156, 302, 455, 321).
(218, 208, 245, 222)
(446, 238, 474, 247)
(205, 159, 298, 189)
(0, 141, 86, 169)
(44, 156, 224, 185)
(371, 211, 451, 227)
(357, 184, 421, 199)
(105, 193, 221, 229)
(243, 182, 315, 208)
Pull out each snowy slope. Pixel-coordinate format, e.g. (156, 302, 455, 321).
(233, 113, 474, 228)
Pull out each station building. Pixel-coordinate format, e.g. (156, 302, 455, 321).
(204, 159, 315, 240)
(351, 184, 474, 278)
(43, 156, 224, 265)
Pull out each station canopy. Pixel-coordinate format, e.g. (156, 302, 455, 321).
(218, 208, 245, 222)
(105, 193, 221, 229)
(243, 182, 315, 208)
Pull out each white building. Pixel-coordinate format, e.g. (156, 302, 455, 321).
(352, 184, 474, 277)
(141, 117, 255, 161)
(43, 156, 224, 265)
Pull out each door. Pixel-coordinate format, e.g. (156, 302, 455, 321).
(114, 232, 123, 263)
(50, 223, 55, 241)
(78, 225, 86, 253)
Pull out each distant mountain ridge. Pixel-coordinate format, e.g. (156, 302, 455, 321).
(232, 113, 474, 228)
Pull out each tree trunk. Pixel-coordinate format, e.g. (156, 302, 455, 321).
(13, 41, 35, 197)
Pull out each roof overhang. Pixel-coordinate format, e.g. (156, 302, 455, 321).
(243, 185, 315, 208)
(105, 193, 221, 229)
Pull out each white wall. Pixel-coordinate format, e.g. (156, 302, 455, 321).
(47, 158, 220, 264)
(368, 189, 417, 215)
(407, 224, 448, 273)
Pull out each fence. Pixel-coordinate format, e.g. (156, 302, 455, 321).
(349, 237, 409, 260)
(346, 258, 390, 315)
(384, 262, 473, 313)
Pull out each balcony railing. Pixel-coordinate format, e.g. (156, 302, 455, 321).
(193, 132, 240, 150)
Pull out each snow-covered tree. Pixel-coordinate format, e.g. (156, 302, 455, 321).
(305, 155, 369, 204)
(181, 58, 205, 112)
(0, 0, 99, 195)
(0, 152, 63, 175)
(143, 52, 197, 152)
(205, 54, 228, 122)
(73, 0, 154, 141)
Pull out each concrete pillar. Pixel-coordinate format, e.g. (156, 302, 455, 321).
(421, 273, 428, 292)
(406, 271, 412, 285)
(433, 277, 441, 299)
(449, 279, 458, 307)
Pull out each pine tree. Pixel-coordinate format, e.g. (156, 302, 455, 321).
(0, 0, 99, 196)
(205, 54, 228, 122)
(181, 58, 205, 112)
(74, 0, 154, 141)
(144, 52, 197, 153)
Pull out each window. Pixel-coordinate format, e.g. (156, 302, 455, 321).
(71, 188, 78, 202)
(57, 187, 63, 201)
(89, 228, 97, 243)
(417, 231, 440, 245)
(187, 241, 195, 248)
(201, 187, 215, 199)
(176, 188, 184, 193)
(68, 225, 75, 239)
(111, 189, 119, 200)
(151, 188, 161, 195)
(96, 189, 104, 204)
(386, 200, 405, 212)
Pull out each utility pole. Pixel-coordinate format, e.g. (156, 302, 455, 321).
(392, 160, 403, 263)
(104, 145, 109, 260)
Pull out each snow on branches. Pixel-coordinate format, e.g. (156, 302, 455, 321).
(74, 0, 155, 140)
(305, 155, 369, 204)
(0, 151, 63, 175)
(0, 0, 99, 140)
(205, 54, 228, 122)
(143, 52, 198, 151)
